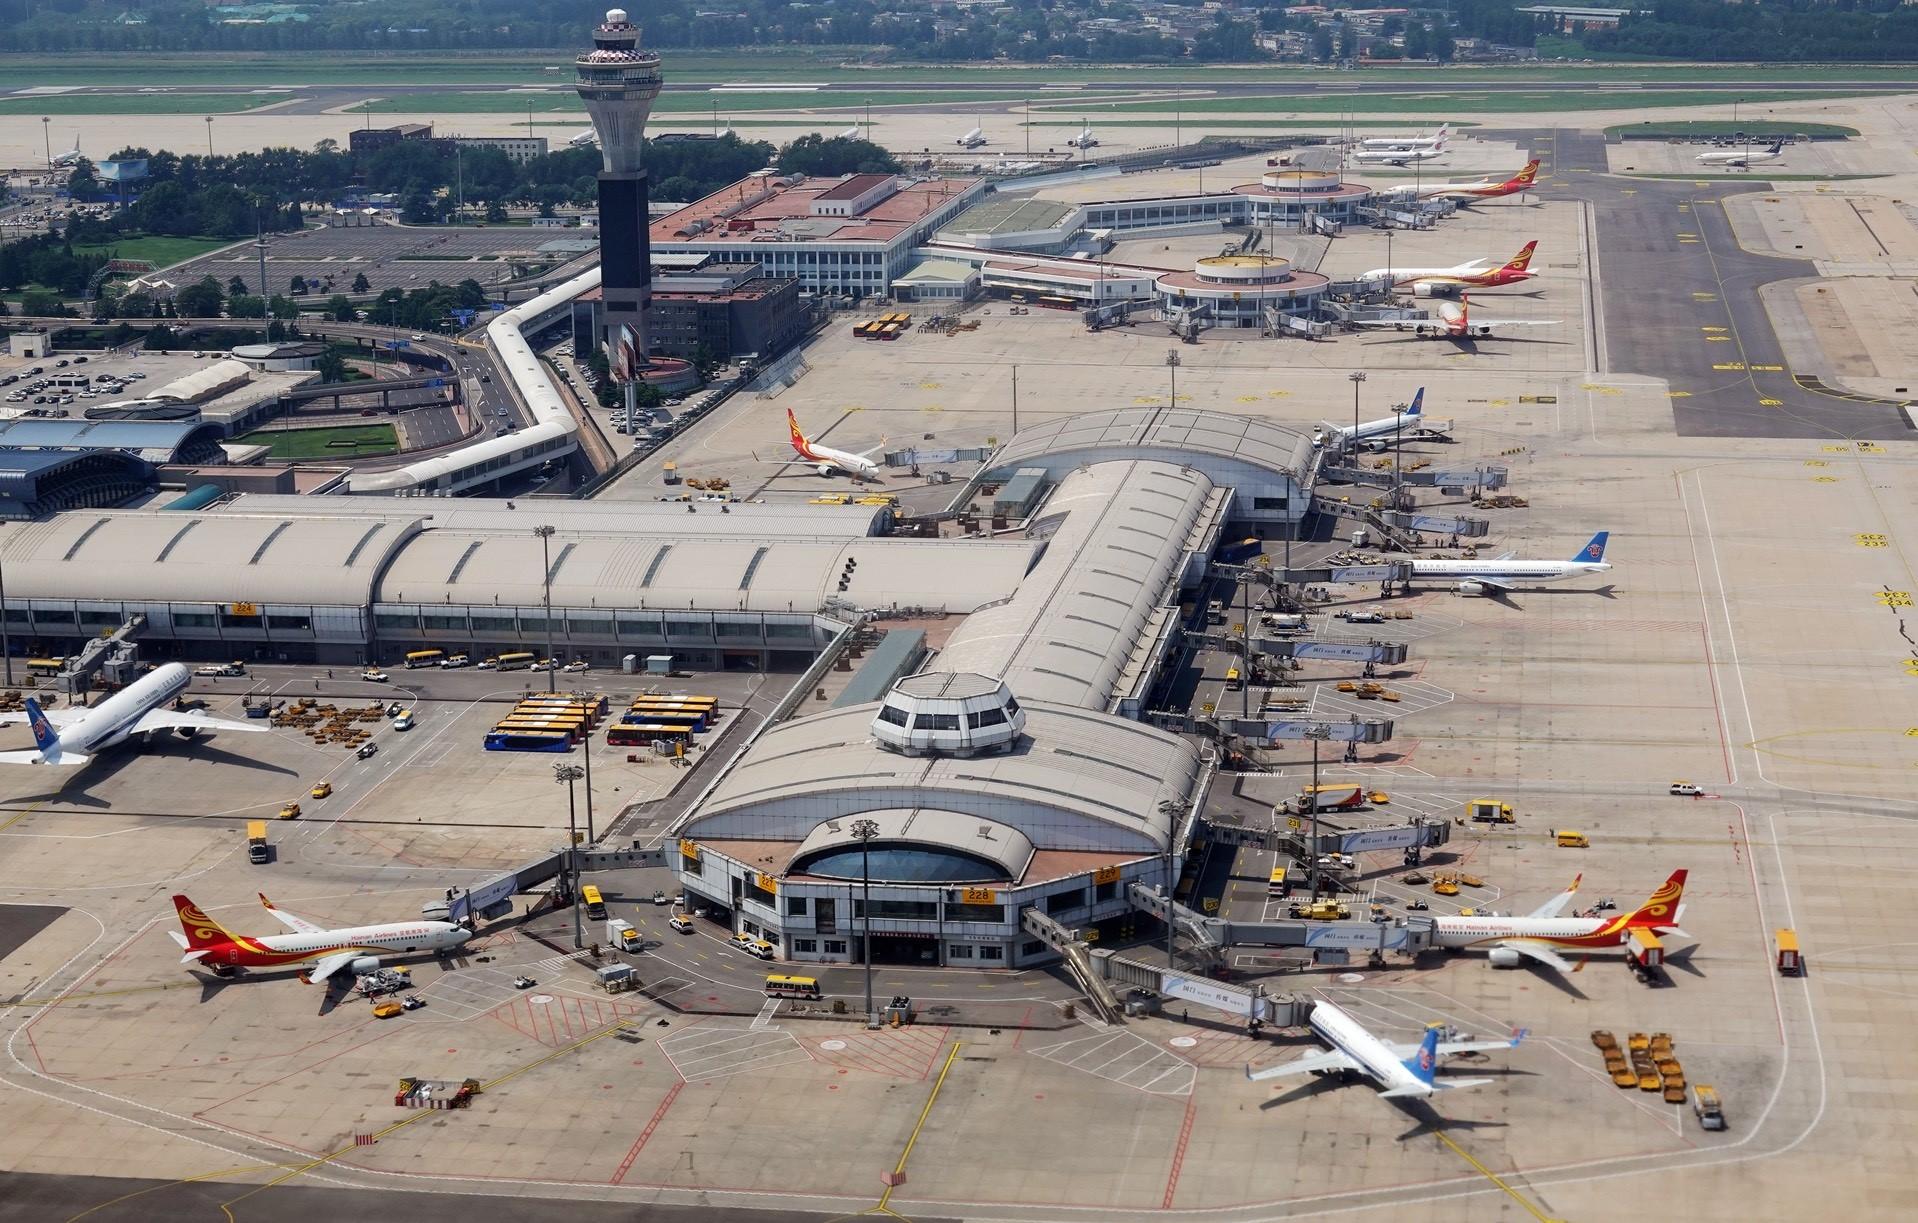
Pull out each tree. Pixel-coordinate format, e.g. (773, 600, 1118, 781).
(289, 274, 307, 296)
(484, 200, 508, 223)
(691, 342, 724, 384)
(226, 275, 249, 297)
(1312, 26, 1334, 61)
(775, 134, 901, 178)
(400, 190, 441, 225)
(66, 157, 99, 200)
(177, 275, 223, 318)
(267, 294, 299, 319)
(266, 319, 287, 342)
(115, 291, 157, 319)
(316, 348, 350, 383)
(144, 325, 179, 351)
(455, 278, 487, 311)
(351, 272, 371, 294)
(20, 289, 64, 317)
(228, 293, 266, 318)
(325, 293, 356, 322)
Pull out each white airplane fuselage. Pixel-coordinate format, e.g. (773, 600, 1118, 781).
(52, 663, 192, 754)
(1308, 999, 1442, 1097)
(1409, 558, 1609, 586)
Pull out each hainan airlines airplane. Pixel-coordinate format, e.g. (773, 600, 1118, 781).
(1356, 123, 1450, 152)
(169, 893, 471, 984)
(1386, 160, 1540, 204)
(1404, 530, 1611, 594)
(770, 408, 886, 480)
(1246, 997, 1526, 1101)
(0, 663, 266, 766)
(1696, 140, 1783, 169)
(1353, 293, 1561, 341)
(1360, 240, 1539, 295)
(1431, 870, 1688, 973)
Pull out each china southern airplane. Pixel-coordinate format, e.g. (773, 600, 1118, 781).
(0, 662, 266, 766)
(1696, 140, 1783, 168)
(1246, 997, 1526, 1100)
(1406, 531, 1610, 595)
(1356, 123, 1450, 152)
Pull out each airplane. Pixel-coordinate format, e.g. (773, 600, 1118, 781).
(1383, 159, 1540, 204)
(168, 893, 472, 984)
(839, 124, 861, 140)
(761, 408, 885, 480)
(1359, 240, 1539, 295)
(1348, 143, 1448, 168)
(1404, 530, 1611, 595)
(956, 124, 986, 149)
(1352, 293, 1561, 342)
(1312, 388, 1442, 448)
(50, 135, 82, 168)
(1246, 997, 1526, 1101)
(1431, 870, 1689, 973)
(567, 130, 599, 149)
(715, 121, 735, 139)
(1355, 123, 1449, 152)
(1696, 139, 1783, 169)
(0, 662, 266, 766)
(1067, 122, 1098, 150)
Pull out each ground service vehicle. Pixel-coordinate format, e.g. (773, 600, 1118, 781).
(1267, 867, 1289, 898)
(440, 654, 471, 669)
(670, 912, 694, 933)
(1670, 781, 1701, 796)
(372, 1000, 403, 1018)
(277, 802, 301, 820)
(1286, 784, 1366, 814)
(765, 975, 821, 999)
(1556, 830, 1589, 848)
(247, 820, 269, 864)
(1290, 900, 1350, 921)
(607, 918, 640, 951)
(1469, 798, 1515, 824)
(1692, 1085, 1726, 1130)
(403, 649, 444, 669)
(1776, 928, 1802, 975)
(582, 884, 606, 920)
(497, 652, 536, 671)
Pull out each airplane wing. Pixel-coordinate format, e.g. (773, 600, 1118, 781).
(1245, 1050, 1362, 1082)
(0, 708, 85, 728)
(257, 893, 324, 935)
(305, 951, 362, 986)
(1390, 1030, 1529, 1059)
(1489, 940, 1574, 973)
(129, 708, 270, 736)
(0, 749, 88, 765)
(166, 930, 211, 963)
(856, 437, 889, 460)
(1468, 318, 1561, 328)
(1528, 875, 1582, 920)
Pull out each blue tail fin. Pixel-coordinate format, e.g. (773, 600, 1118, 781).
(23, 699, 58, 756)
(1572, 531, 1609, 564)
(1405, 388, 1423, 418)
(1402, 1026, 1440, 1087)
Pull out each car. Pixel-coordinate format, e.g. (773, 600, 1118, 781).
(277, 802, 302, 820)
(1405, 899, 1430, 911)
(439, 654, 470, 669)
(409, 333, 425, 341)
(529, 659, 556, 672)
(361, 669, 389, 682)
(401, 994, 425, 1010)
(386, 702, 404, 717)
(356, 741, 379, 760)
(669, 912, 694, 934)
(476, 657, 499, 670)
(371, 1000, 403, 1018)
(392, 714, 415, 732)
(1669, 781, 1702, 796)
(310, 782, 333, 799)
(562, 660, 589, 673)
(651, 889, 668, 905)
(513, 975, 536, 989)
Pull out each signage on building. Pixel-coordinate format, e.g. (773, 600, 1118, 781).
(678, 839, 700, 861)
(948, 933, 1005, 943)
(755, 872, 778, 895)
(1093, 865, 1122, 886)
(229, 602, 258, 616)
(959, 886, 997, 905)
(1162, 975, 1256, 1017)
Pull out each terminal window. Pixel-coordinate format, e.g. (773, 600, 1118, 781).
(785, 896, 808, 917)
(944, 901, 1004, 924)
(793, 938, 817, 954)
(948, 944, 974, 960)
(978, 946, 1004, 961)
(173, 612, 215, 629)
(824, 940, 847, 955)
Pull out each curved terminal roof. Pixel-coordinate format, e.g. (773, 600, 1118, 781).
(792, 810, 1035, 884)
(220, 493, 890, 539)
(151, 359, 253, 405)
(0, 419, 225, 465)
(687, 699, 1202, 854)
(933, 459, 1216, 711)
(983, 407, 1316, 486)
(0, 510, 423, 605)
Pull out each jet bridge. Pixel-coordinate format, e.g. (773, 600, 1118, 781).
(1123, 882, 1437, 959)
(1324, 464, 1509, 492)
(1251, 638, 1408, 665)
(1312, 493, 1490, 541)
(52, 613, 147, 698)
(1021, 906, 1125, 1023)
(1209, 814, 1450, 859)
(1217, 716, 1395, 745)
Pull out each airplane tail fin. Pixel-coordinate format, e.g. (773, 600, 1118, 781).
(1573, 531, 1609, 564)
(172, 895, 240, 960)
(786, 408, 809, 456)
(1406, 388, 1423, 418)
(1626, 870, 1687, 929)
(23, 698, 60, 763)
(1502, 240, 1538, 274)
(1514, 159, 1540, 185)
(1401, 1026, 1441, 1088)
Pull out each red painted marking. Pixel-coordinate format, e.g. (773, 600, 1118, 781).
(1162, 1091, 1199, 1209)
(610, 1081, 682, 1185)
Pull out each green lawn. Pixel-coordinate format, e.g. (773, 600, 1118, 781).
(234, 423, 399, 461)
(1080, 88, 1900, 116)
(0, 92, 292, 115)
(1022, 118, 1480, 129)
(347, 87, 1129, 115)
(73, 235, 241, 270)
(1605, 119, 1859, 138)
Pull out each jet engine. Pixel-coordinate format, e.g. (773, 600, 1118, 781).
(1456, 580, 1487, 596)
(1487, 947, 1523, 968)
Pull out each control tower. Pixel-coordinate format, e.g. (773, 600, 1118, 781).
(574, 8, 662, 378)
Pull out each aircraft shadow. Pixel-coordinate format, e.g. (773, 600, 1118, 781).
(1531, 965, 1593, 1001)
(1393, 1102, 1514, 1141)
(190, 971, 237, 1005)
(1257, 1073, 1349, 1110)
(1665, 943, 1707, 979)
(137, 738, 298, 777)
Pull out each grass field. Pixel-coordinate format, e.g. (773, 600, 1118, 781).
(1078, 87, 1899, 116)
(3, 50, 1918, 89)
(1604, 119, 1859, 137)
(0, 92, 292, 115)
(1022, 118, 1478, 129)
(234, 423, 398, 461)
(72, 235, 240, 269)
(348, 87, 1129, 115)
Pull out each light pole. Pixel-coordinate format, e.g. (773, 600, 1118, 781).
(534, 525, 557, 692)
(1157, 797, 1190, 975)
(1348, 370, 1366, 449)
(1165, 349, 1180, 406)
(205, 116, 214, 158)
(850, 818, 880, 1028)
(40, 117, 50, 168)
(0, 543, 11, 686)
(555, 761, 586, 947)
(1305, 726, 1331, 896)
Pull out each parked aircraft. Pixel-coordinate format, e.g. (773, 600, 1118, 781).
(1356, 123, 1450, 152)
(1360, 241, 1539, 295)
(49, 135, 82, 168)
(1696, 140, 1783, 168)
(169, 893, 471, 984)
(1405, 530, 1611, 594)
(840, 124, 861, 139)
(1384, 160, 1540, 204)
(761, 408, 885, 480)
(1067, 123, 1098, 150)
(1353, 294, 1561, 341)
(1246, 997, 1526, 1100)
(1431, 870, 1689, 972)
(0, 663, 266, 767)
(1349, 143, 1448, 168)
(567, 130, 599, 149)
(956, 125, 987, 149)
(1313, 388, 1446, 448)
